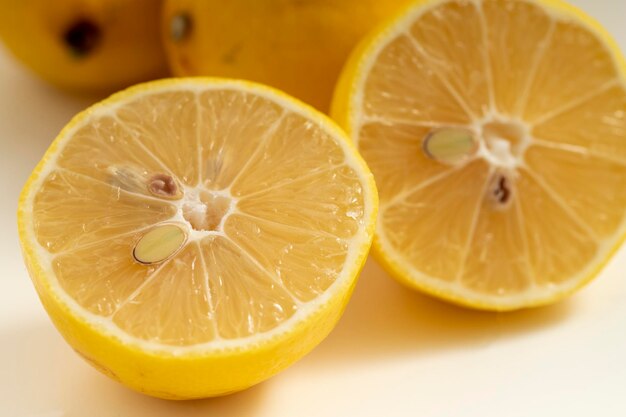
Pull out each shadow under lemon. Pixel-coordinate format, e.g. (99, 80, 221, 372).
(304, 258, 574, 367)
(0, 260, 574, 415)
(0, 320, 267, 416)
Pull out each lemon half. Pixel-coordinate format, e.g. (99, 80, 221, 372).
(18, 78, 377, 398)
(332, 0, 626, 310)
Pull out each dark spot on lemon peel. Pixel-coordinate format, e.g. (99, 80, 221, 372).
(221, 44, 242, 64)
(178, 54, 195, 74)
(171, 13, 192, 42)
(64, 19, 102, 57)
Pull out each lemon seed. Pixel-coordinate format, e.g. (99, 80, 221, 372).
(133, 224, 187, 265)
(148, 173, 181, 199)
(423, 128, 477, 165)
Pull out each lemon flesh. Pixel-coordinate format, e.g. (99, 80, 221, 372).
(18, 78, 377, 398)
(332, 0, 626, 310)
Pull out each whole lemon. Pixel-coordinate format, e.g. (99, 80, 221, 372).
(0, 0, 168, 93)
(162, 0, 412, 111)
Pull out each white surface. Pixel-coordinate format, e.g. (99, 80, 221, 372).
(1, 1, 625, 416)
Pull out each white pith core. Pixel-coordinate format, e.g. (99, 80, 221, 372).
(423, 116, 529, 210)
(475, 116, 530, 170)
(178, 185, 236, 242)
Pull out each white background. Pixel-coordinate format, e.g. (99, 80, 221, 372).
(1, 1, 625, 416)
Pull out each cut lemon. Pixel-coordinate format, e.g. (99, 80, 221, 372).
(18, 78, 377, 398)
(332, 0, 626, 310)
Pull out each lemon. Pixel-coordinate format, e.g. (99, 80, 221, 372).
(18, 78, 377, 398)
(332, 0, 626, 310)
(161, 0, 413, 111)
(0, 0, 168, 93)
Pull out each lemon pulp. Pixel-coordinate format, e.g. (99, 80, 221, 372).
(333, 0, 626, 310)
(19, 78, 377, 397)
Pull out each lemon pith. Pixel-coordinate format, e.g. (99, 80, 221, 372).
(18, 78, 378, 398)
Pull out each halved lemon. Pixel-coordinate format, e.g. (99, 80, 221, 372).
(18, 78, 377, 398)
(332, 0, 626, 310)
